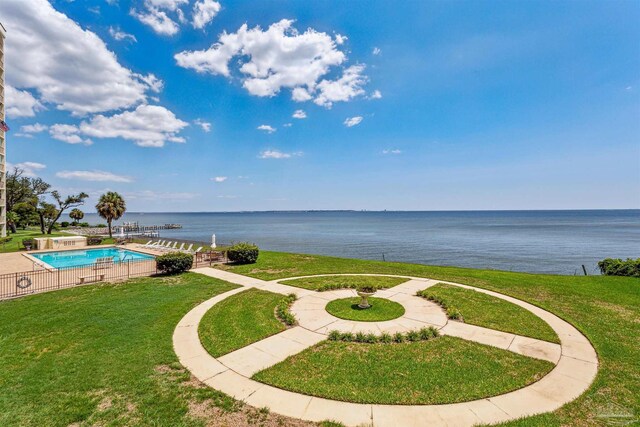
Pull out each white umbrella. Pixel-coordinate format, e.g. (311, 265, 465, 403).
(211, 234, 217, 249)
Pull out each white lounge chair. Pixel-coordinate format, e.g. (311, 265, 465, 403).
(183, 244, 193, 253)
(177, 243, 185, 251)
(138, 240, 153, 248)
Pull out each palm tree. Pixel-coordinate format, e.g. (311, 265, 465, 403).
(69, 208, 84, 226)
(95, 192, 126, 238)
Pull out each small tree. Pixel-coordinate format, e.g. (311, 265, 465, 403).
(69, 208, 84, 226)
(36, 191, 89, 234)
(6, 211, 18, 234)
(95, 192, 126, 238)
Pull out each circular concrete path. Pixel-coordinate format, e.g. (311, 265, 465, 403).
(174, 269, 598, 427)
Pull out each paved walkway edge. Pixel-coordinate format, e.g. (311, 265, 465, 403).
(175, 269, 598, 427)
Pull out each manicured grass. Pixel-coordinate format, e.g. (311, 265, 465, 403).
(280, 275, 407, 291)
(0, 228, 70, 253)
(325, 297, 405, 321)
(420, 283, 559, 343)
(0, 273, 245, 426)
(199, 288, 289, 357)
(253, 336, 554, 405)
(222, 251, 640, 426)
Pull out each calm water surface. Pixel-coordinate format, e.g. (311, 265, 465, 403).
(81, 210, 640, 275)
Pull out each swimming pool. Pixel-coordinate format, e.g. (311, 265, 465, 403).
(32, 248, 155, 269)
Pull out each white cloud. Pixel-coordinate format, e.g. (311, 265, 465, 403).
(131, 6, 180, 36)
(257, 124, 277, 134)
(259, 150, 301, 159)
(20, 123, 48, 133)
(372, 47, 381, 55)
(146, 0, 188, 10)
(282, 123, 292, 128)
(211, 176, 227, 182)
(0, 0, 156, 115)
(382, 149, 402, 155)
(192, 0, 221, 29)
(175, 20, 367, 106)
(9, 161, 46, 177)
(194, 118, 212, 132)
(314, 64, 367, 108)
(292, 110, 307, 119)
(343, 116, 363, 127)
(76, 104, 189, 147)
(5, 85, 45, 118)
(56, 170, 133, 182)
(335, 34, 347, 45)
(136, 73, 164, 92)
(132, 0, 190, 35)
(109, 26, 137, 43)
(49, 124, 93, 145)
(369, 89, 382, 99)
(217, 195, 238, 199)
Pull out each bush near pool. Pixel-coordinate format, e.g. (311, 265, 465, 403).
(227, 242, 259, 264)
(156, 252, 194, 275)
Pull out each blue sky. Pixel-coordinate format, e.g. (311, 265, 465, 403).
(2, 0, 639, 211)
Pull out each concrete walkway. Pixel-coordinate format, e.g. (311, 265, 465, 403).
(175, 269, 598, 427)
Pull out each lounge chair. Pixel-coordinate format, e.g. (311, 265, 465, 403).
(138, 240, 153, 248)
(193, 247, 202, 254)
(183, 244, 193, 253)
(177, 243, 185, 251)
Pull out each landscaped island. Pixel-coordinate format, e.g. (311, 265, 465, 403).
(0, 251, 637, 427)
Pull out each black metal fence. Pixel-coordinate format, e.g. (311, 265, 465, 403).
(0, 251, 228, 301)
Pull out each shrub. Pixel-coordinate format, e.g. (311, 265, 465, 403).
(328, 330, 341, 341)
(406, 330, 420, 342)
(227, 242, 259, 264)
(447, 307, 463, 320)
(364, 333, 378, 343)
(598, 258, 640, 277)
(22, 238, 35, 249)
(393, 332, 405, 343)
(356, 285, 376, 294)
(60, 221, 70, 228)
(354, 332, 367, 342)
(379, 332, 393, 343)
(0, 236, 13, 244)
(276, 294, 297, 326)
(340, 332, 354, 342)
(419, 326, 439, 340)
(86, 237, 103, 246)
(156, 252, 193, 275)
(78, 222, 90, 227)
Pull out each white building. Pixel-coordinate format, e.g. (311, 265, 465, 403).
(0, 22, 6, 237)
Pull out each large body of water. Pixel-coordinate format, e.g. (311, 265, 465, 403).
(80, 210, 639, 275)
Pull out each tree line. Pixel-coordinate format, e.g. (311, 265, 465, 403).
(6, 167, 127, 237)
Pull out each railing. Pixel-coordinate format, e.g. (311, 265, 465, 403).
(0, 252, 228, 301)
(0, 258, 157, 301)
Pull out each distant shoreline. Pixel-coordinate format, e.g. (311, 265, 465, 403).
(89, 208, 640, 215)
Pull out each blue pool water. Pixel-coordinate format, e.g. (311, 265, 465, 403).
(32, 248, 155, 269)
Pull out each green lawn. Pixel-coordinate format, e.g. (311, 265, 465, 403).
(253, 336, 553, 405)
(280, 275, 407, 291)
(325, 297, 405, 321)
(222, 251, 640, 426)
(199, 288, 289, 357)
(420, 283, 559, 343)
(0, 273, 325, 427)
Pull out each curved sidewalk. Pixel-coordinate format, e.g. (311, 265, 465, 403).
(174, 269, 598, 427)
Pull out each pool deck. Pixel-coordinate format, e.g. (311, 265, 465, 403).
(0, 244, 159, 275)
